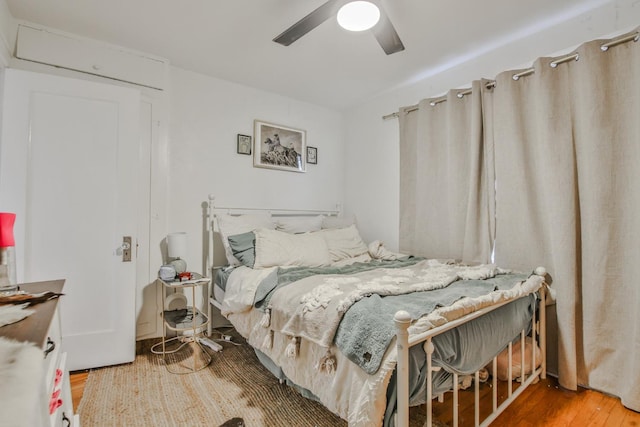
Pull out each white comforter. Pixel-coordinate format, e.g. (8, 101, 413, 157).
(221, 261, 545, 426)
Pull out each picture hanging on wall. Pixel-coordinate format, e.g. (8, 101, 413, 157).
(237, 134, 252, 155)
(253, 120, 306, 173)
(307, 146, 317, 165)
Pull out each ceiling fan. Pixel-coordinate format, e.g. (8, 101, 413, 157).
(273, 0, 405, 55)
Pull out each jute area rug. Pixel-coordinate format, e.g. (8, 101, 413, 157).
(78, 331, 427, 427)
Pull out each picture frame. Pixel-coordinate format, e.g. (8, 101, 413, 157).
(307, 146, 317, 165)
(237, 134, 252, 155)
(253, 120, 306, 173)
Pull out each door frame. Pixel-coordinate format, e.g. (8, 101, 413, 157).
(137, 92, 169, 340)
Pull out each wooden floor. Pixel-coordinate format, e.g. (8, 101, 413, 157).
(70, 370, 89, 413)
(71, 371, 640, 426)
(430, 376, 640, 427)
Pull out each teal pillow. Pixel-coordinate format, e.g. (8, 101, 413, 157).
(227, 231, 256, 268)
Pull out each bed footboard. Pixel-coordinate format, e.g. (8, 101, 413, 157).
(394, 285, 547, 427)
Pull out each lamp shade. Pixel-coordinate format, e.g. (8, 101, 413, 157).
(0, 213, 16, 247)
(167, 232, 187, 259)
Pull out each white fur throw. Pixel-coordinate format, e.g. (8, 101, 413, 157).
(0, 303, 35, 328)
(0, 336, 44, 427)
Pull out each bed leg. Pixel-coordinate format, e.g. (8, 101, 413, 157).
(452, 372, 458, 427)
(492, 357, 498, 412)
(207, 299, 212, 337)
(207, 195, 214, 339)
(474, 370, 480, 427)
(426, 339, 435, 427)
(520, 331, 526, 382)
(507, 342, 513, 397)
(394, 311, 411, 427)
(540, 286, 547, 379)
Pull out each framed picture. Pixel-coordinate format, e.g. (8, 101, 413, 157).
(254, 120, 306, 173)
(307, 146, 317, 165)
(237, 134, 252, 155)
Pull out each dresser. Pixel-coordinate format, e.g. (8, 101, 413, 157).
(0, 280, 78, 427)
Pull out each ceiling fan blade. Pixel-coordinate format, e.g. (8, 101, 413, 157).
(372, 8, 405, 55)
(273, 0, 343, 46)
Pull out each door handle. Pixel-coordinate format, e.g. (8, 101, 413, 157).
(116, 236, 132, 262)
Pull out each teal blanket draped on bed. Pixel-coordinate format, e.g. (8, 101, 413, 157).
(253, 258, 530, 374)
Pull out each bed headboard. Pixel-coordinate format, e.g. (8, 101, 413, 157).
(205, 194, 341, 273)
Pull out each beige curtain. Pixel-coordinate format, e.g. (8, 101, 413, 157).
(489, 33, 640, 410)
(398, 104, 418, 254)
(398, 81, 494, 263)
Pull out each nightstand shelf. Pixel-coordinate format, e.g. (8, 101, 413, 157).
(156, 273, 212, 374)
(163, 307, 208, 331)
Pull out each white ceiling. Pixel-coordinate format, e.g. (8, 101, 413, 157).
(5, 0, 606, 110)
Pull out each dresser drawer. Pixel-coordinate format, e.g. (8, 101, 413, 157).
(49, 351, 75, 427)
(43, 309, 63, 394)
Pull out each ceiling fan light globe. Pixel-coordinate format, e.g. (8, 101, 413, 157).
(337, 1, 380, 32)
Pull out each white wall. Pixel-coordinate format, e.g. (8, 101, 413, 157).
(0, 10, 344, 338)
(167, 66, 344, 276)
(0, 0, 14, 197)
(3, 61, 344, 337)
(343, 0, 640, 251)
(0, 0, 14, 66)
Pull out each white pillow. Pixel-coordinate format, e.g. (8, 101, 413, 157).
(276, 215, 323, 234)
(217, 213, 275, 266)
(321, 214, 356, 230)
(253, 228, 332, 268)
(315, 224, 368, 262)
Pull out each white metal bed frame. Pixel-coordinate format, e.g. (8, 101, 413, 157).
(395, 285, 547, 427)
(204, 195, 548, 427)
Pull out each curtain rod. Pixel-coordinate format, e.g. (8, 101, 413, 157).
(382, 31, 638, 120)
(381, 81, 496, 119)
(601, 32, 639, 51)
(512, 52, 580, 80)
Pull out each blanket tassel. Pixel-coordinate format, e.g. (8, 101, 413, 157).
(317, 351, 337, 374)
(285, 337, 299, 359)
(262, 330, 274, 350)
(260, 307, 271, 328)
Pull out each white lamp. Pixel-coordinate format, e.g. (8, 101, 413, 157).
(337, 1, 380, 32)
(167, 232, 188, 274)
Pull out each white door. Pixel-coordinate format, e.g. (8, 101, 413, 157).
(0, 68, 140, 370)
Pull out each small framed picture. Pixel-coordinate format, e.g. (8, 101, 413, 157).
(237, 134, 252, 155)
(307, 146, 317, 165)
